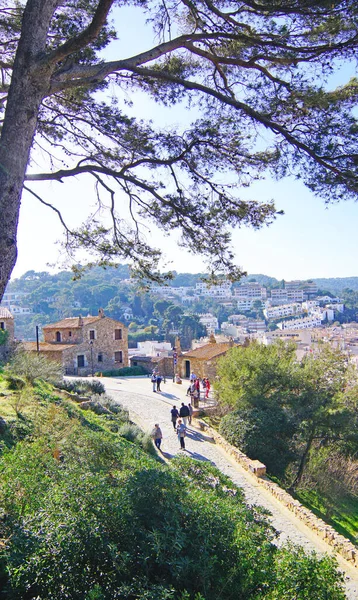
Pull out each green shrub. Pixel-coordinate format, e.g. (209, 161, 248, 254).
(6, 350, 63, 384)
(58, 378, 105, 396)
(219, 407, 296, 478)
(4, 373, 26, 390)
(0, 391, 347, 600)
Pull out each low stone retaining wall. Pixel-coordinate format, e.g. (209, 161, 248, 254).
(195, 418, 358, 569)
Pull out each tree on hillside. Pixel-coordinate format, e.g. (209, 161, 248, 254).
(1, 1, 358, 299)
(216, 342, 358, 489)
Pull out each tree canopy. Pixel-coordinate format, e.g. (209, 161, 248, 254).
(216, 342, 358, 485)
(1, 0, 358, 298)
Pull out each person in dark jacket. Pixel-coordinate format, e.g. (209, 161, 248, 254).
(156, 374, 162, 392)
(170, 405, 179, 430)
(179, 402, 190, 426)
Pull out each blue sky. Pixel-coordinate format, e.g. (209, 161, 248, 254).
(12, 5, 358, 281)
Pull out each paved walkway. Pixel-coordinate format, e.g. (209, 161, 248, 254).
(100, 376, 358, 599)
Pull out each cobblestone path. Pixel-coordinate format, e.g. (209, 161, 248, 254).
(103, 376, 358, 599)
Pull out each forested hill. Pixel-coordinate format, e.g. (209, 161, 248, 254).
(7, 269, 358, 296)
(313, 277, 358, 294)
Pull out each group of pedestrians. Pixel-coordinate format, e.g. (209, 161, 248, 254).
(150, 372, 210, 452)
(187, 372, 211, 405)
(152, 401, 194, 452)
(151, 371, 165, 392)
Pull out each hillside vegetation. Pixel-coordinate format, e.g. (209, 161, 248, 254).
(216, 343, 358, 543)
(0, 360, 348, 599)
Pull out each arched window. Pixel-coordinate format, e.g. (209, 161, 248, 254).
(56, 331, 61, 342)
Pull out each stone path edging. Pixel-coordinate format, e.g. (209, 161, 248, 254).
(196, 418, 358, 569)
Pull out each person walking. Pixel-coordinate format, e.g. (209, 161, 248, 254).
(188, 403, 193, 425)
(179, 402, 190, 426)
(170, 405, 179, 430)
(190, 371, 197, 382)
(151, 372, 157, 392)
(205, 378, 211, 399)
(156, 373, 162, 392)
(151, 424, 163, 450)
(176, 418, 186, 450)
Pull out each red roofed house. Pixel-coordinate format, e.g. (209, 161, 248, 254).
(23, 309, 128, 375)
(177, 334, 235, 380)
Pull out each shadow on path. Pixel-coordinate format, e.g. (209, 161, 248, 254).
(185, 449, 214, 463)
(185, 428, 215, 444)
(158, 392, 181, 400)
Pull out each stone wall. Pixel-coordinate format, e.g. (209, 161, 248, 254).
(196, 418, 358, 569)
(44, 327, 83, 344)
(177, 356, 219, 380)
(0, 317, 14, 343)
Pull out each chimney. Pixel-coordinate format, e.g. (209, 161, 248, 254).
(78, 315, 83, 327)
(98, 308, 105, 318)
(209, 333, 216, 344)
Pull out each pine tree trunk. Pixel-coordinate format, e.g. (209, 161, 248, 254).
(289, 432, 315, 492)
(0, 0, 57, 300)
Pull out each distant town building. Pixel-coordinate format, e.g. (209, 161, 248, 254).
(195, 281, 232, 298)
(277, 315, 323, 330)
(264, 303, 302, 320)
(234, 282, 267, 300)
(199, 313, 219, 333)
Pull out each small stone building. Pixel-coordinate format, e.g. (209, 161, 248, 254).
(23, 309, 128, 375)
(0, 307, 15, 342)
(177, 335, 235, 380)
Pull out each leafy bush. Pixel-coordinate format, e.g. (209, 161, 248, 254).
(98, 394, 129, 419)
(58, 378, 105, 396)
(0, 329, 9, 346)
(219, 407, 297, 478)
(0, 444, 346, 600)
(5, 349, 63, 384)
(0, 380, 347, 600)
(100, 366, 147, 377)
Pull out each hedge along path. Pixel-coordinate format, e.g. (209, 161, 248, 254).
(100, 376, 358, 600)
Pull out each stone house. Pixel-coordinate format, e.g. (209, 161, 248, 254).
(23, 309, 128, 375)
(0, 307, 15, 342)
(176, 335, 235, 380)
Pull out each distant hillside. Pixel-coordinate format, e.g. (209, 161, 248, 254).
(312, 277, 358, 294)
(240, 274, 280, 287)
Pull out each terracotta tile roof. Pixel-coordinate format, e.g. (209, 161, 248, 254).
(21, 342, 76, 352)
(0, 307, 14, 319)
(183, 342, 234, 360)
(43, 316, 102, 330)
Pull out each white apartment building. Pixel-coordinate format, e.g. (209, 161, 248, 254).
(2, 291, 28, 306)
(287, 289, 304, 302)
(264, 303, 302, 320)
(137, 341, 173, 357)
(270, 289, 288, 305)
(277, 315, 323, 330)
(234, 282, 267, 300)
(237, 298, 255, 311)
(199, 313, 219, 333)
(310, 307, 335, 322)
(316, 295, 341, 304)
(326, 303, 344, 313)
(195, 281, 232, 298)
(246, 320, 267, 332)
(302, 300, 319, 311)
